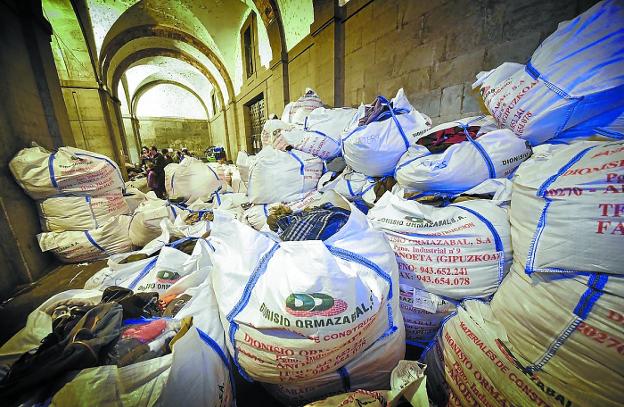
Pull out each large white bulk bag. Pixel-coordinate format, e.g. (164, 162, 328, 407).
(165, 158, 222, 203)
(399, 284, 455, 347)
(492, 265, 624, 401)
(9, 145, 124, 199)
(260, 119, 295, 150)
(236, 151, 256, 183)
(221, 165, 246, 193)
(246, 147, 323, 203)
(341, 89, 431, 177)
(37, 216, 132, 263)
(274, 108, 357, 160)
(123, 187, 146, 214)
(368, 192, 511, 299)
(264, 317, 405, 405)
(164, 163, 179, 194)
(159, 261, 235, 407)
(129, 193, 178, 247)
(395, 116, 532, 192)
(473, 0, 624, 145)
(38, 191, 129, 232)
(281, 88, 323, 125)
(511, 140, 624, 275)
(317, 168, 376, 202)
(424, 268, 624, 407)
(209, 207, 400, 383)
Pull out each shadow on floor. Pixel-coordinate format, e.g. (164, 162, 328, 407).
(0, 261, 105, 346)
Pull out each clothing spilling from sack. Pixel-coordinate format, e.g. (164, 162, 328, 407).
(4, 1, 624, 404)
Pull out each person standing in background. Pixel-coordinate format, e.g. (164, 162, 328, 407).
(140, 146, 151, 169)
(173, 150, 183, 163)
(162, 148, 173, 165)
(150, 146, 166, 198)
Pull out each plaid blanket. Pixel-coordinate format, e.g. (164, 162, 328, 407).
(276, 203, 350, 241)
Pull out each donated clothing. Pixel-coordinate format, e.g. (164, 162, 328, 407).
(275, 203, 350, 241)
(416, 125, 481, 154)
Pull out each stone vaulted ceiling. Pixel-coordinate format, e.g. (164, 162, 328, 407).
(44, 0, 314, 119)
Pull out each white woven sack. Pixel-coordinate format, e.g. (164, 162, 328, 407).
(473, 0, 624, 145)
(399, 284, 455, 347)
(341, 88, 430, 177)
(511, 140, 624, 275)
(264, 314, 405, 406)
(10, 145, 124, 199)
(165, 158, 222, 203)
(129, 193, 178, 247)
(395, 116, 532, 192)
(317, 168, 377, 203)
(424, 267, 624, 407)
(38, 191, 129, 232)
(281, 88, 323, 125)
(37, 215, 132, 263)
(123, 187, 146, 214)
(236, 151, 256, 183)
(368, 192, 511, 300)
(246, 147, 323, 204)
(276, 107, 357, 160)
(164, 163, 179, 195)
(209, 206, 400, 383)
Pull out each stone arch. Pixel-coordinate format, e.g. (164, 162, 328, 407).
(111, 48, 225, 114)
(131, 79, 211, 120)
(100, 25, 234, 103)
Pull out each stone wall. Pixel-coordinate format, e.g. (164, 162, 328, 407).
(0, 0, 75, 299)
(341, 0, 600, 124)
(225, 0, 599, 159)
(138, 117, 212, 156)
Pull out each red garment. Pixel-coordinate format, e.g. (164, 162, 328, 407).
(122, 319, 167, 343)
(417, 125, 481, 154)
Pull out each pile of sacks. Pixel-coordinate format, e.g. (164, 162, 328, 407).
(421, 2, 624, 406)
(424, 140, 624, 407)
(9, 145, 137, 263)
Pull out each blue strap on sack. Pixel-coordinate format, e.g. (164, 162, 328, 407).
(525, 144, 596, 274)
(85, 195, 99, 229)
(338, 366, 351, 392)
(48, 153, 59, 191)
(525, 273, 609, 374)
(287, 150, 306, 199)
(452, 204, 506, 285)
(226, 242, 280, 381)
(378, 95, 410, 149)
(128, 257, 158, 290)
(459, 116, 497, 179)
(196, 328, 237, 401)
(84, 230, 106, 253)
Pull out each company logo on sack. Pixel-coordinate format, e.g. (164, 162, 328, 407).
(404, 215, 427, 224)
(156, 269, 181, 284)
(285, 293, 348, 317)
